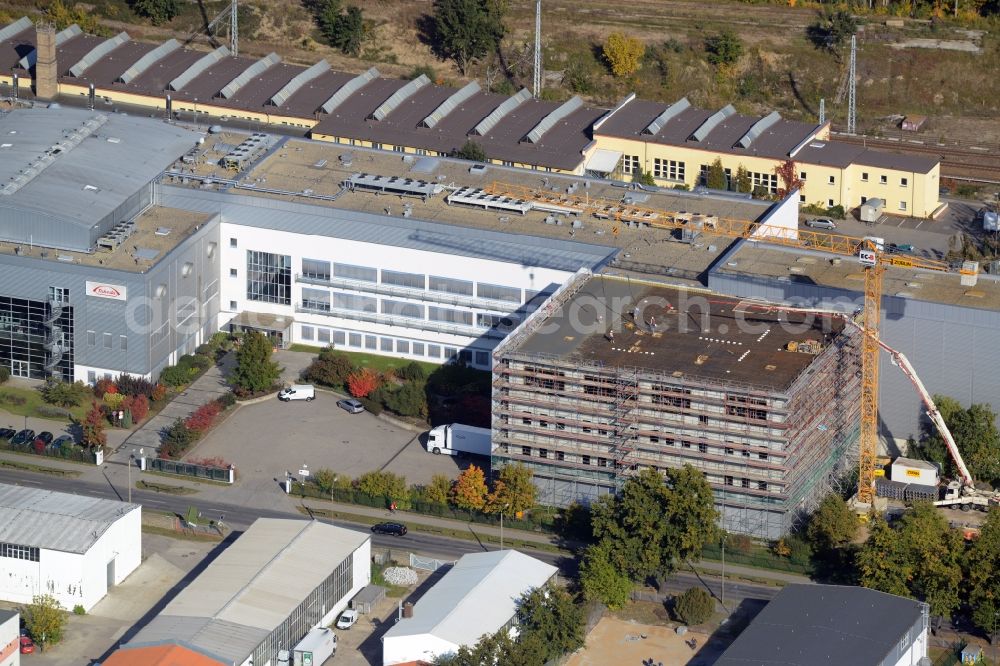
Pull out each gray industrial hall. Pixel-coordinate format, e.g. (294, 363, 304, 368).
(0, 106, 219, 382)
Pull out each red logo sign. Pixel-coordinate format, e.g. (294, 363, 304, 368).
(91, 285, 121, 298)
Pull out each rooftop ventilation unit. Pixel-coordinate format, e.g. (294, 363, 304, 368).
(370, 74, 430, 121)
(69, 32, 130, 78)
(168, 46, 230, 92)
(523, 96, 583, 144)
(643, 97, 690, 136)
(689, 104, 736, 142)
(320, 67, 379, 115)
(18, 24, 80, 71)
(736, 111, 781, 149)
(118, 39, 180, 84)
(471, 88, 531, 137)
(219, 52, 281, 99)
(0, 17, 31, 43)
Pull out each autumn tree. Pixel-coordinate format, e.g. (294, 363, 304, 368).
(130, 394, 150, 422)
(230, 331, 281, 395)
(347, 368, 382, 398)
(735, 164, 752, 193)
(706, 158, 727, 190)
(603, 33, 645, 78)
(21, 594, 66, 649)
(313, 468, 337, 494)
(451, 464, 488, 511)
(423, 474, 453, 505)
(857, 513, 912, 598)
(486, 463, 536, 515)
(80, 402, 106, 450)
(775, 159, 804, 198)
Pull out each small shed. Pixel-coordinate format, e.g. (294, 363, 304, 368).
(902, 115, 927, 131)
(961, 644, 983, 664)
(861, 198, 886, 224)
(351, 584, 387, 614)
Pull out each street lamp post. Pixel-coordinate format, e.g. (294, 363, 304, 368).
(499, 503, 511, 551)
(128, 450, 135, 503)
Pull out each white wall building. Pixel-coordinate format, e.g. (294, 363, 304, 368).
(0, 610, 19, 666)
(160, 188, 616, 371)
(0, 484, 140, 612)
(123, 518, 370, 666)
(382, 550, 557, 665)
(717, 583, 929, 666)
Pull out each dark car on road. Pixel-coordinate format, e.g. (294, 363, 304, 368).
(371, 522, 408, 536)
(11, 429, 34, 446)
(50, 434, 74, 451)
(0, 428, 15, 441)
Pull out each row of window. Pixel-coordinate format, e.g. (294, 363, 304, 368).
(0, 542, 39, 561)
(652, 158, 685, 181)
(86, 330, 127, 351)
(299, 325, 491, 366)
(299, 289, 496, 329)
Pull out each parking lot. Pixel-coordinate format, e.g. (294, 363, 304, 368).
(188, 390, 470, 500)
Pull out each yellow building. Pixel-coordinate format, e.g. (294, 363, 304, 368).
(588, 95, 941, 218)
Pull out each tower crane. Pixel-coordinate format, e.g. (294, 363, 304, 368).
(481, 180, 979, 505)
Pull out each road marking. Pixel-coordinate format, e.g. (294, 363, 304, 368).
(914, 220, 924, 229)
(897, 219, 906, 227)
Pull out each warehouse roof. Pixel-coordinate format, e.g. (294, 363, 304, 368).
(126, 519, 369, 665)
(0, 106, 198, 246)
(103, 642, 227, 666)
(716, 584, 925, 666)
(513, 274, 847, 392)
(794, 139, 937, 174)
(0, 483, 138, 554)
(383, 550, 556, 646)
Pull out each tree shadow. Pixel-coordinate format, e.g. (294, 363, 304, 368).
(415, 13, 441, 57)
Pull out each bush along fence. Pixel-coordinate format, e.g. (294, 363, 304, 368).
(147, 457, 235, 484)
(0, 437, 96, 463)
(150, 392, 237, 483)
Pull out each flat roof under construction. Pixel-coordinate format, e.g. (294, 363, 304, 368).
(514, 274, 846, 392)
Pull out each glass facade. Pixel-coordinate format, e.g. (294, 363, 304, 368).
(0, 294, 73, 382)
(246, 250, 291, 305)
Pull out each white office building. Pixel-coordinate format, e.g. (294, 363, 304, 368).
(382, 550, 557, 665)
(0, 484, 141, 612)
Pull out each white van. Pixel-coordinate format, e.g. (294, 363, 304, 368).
(278, 385, 315, 402)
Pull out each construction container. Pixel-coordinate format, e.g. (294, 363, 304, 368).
(860, 199, 886, 224)
(890, 457, 939, 486)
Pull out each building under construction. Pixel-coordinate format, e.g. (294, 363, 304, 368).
(491, 272, 862, 539)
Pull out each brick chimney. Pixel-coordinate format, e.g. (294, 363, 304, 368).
(34, 23, 58, 100)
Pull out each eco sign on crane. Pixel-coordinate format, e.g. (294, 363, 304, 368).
(481, 180, 979, 505)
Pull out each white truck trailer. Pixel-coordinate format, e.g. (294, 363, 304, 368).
(285, 627, 336, 666)
(425, 424, 493, 456)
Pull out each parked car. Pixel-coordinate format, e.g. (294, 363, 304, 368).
(888, 243, 915, 254)
(371, 522, 407, 536)
(33, 432, 53, 448)
(804, 217, 836, 230)
(0, 428, 15, 441)
(278, 384, 315, 402)
(20, 636, 34, 654)
(11, 429, 34, 446)
(336, 398, 365, 414)
(336, 609, 359, 629)
(50, 434, 74, 451)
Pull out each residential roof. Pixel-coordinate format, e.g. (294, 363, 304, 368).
(0, 106, 199, 249)
(794, 139, 937, 174)
(102, 643, 227, 666)
(383, 550, 557, 646)
(125, 519, 369, 665)
(716, 584, 925, 666)
(0, 483, 138, 554)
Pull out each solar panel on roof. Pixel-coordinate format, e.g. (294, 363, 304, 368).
(643, 97, 690, 136)
(471, 88, 531, 137)
(219, 52, 281, 99)
(18, 24, 81, 71)
(69, 32, 129, 78)
(736, 111, 782, 149)
(118, 39, 180, 84)
(168, 46, 229, 91)
(690, 104, 736, 142)
(370, 74, 429, 121)
(524, 96, 583, 144)
(319, 67, 379, 115)
(0, 16, 31, 42)
(421, 81, 480, 129)
(270, 60, 330, 107)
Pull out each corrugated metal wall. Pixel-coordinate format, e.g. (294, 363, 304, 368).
(0, 203, 92, 251)
(708, 269, 1000, 443)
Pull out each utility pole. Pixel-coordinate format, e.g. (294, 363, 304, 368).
(819, 98, 826, 125)
(533, 0, 542, 97)
(230, 0, 239, 58)
(847, 34, 857, 135)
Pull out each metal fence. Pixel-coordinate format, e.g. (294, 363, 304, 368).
(149, 458, 234, 483)
(409, 553, 454, 572)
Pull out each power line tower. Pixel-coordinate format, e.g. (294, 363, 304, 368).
(230, 0, 239, 57)
(533, 0, 541, 97)
(847, 34, 857, 135)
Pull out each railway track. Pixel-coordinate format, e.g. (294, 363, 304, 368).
(833, 132, 1000, 183)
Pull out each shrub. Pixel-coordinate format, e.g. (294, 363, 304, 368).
(130, 394, 149, 422)
(675, 587, 715, 625)
(72, 604, 85, 615)
(40, 379, 91, 407)
(0, 367, 9, 384)
(114, 374, 157, 399)
(727, 533, 754, 555)
(396, 361, 427, 382)
(705, 30, 743, 67)
(159, 364, 194, 387)
(93, 377, 117, 398)
(302, 349, 355, 388)
(180, 354, 212, 372)
(359, 397, 382, 415)
(188, 456, 231, 468)
(603, 32, 645, 78)
(160, 419, 196, 458)
(0, 392, 26, 407)
(347, 368, 382, 398)
(356, 471, 409, 507)
(35, 405, 71, 419)
(104, 392, 125, 411)
(195, 343, 216, 357)
(185, 401, 222, 433)
(81, 402, 106, 450)
(230, 331, 282, 395)
(215, 392, 237, 408)
(383, 381, 428, 418)
(314, 468, 337, 494)
(451, 139, 487, 162)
